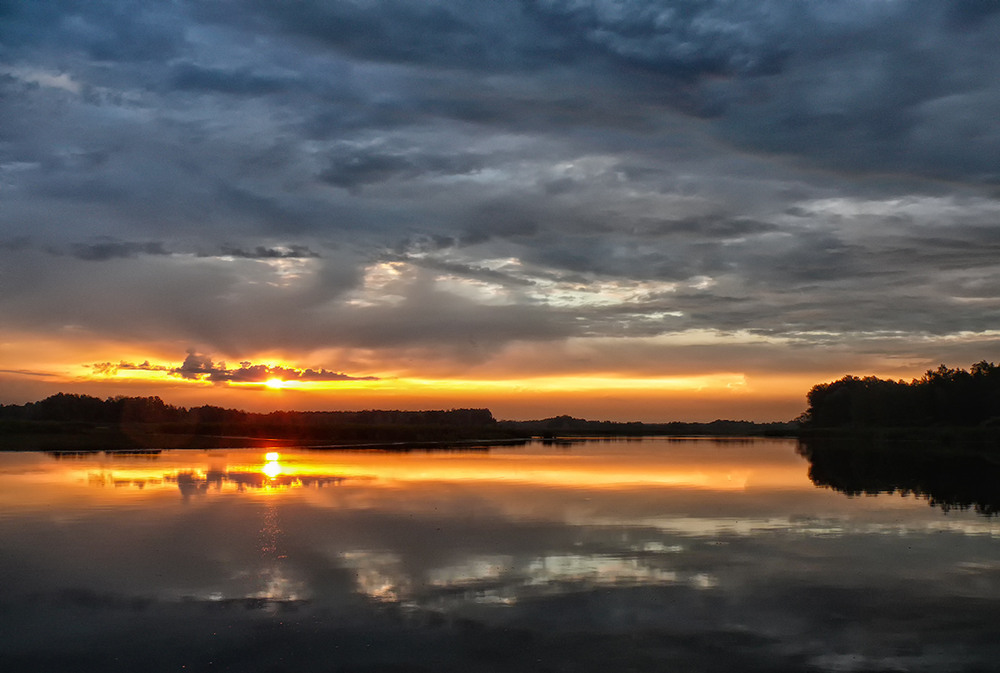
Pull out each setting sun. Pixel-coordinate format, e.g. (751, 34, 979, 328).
(265, 378, 285, 390)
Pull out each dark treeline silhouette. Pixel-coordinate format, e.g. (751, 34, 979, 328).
(804, 361, 1000, 429)
(799, 437, 1000, 516)
(0, 393, 495, 427)
(500, 415, 796, 437)
(0, 393, 797, 449)
(0, 393, 505, 447)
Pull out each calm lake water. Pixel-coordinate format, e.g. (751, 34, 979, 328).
(1, 438, 999, 672)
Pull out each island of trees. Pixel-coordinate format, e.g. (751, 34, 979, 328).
(802, 360, 1000, 432)
(797, 360, 1000, 515)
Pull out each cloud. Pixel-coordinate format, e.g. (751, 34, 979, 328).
(216, 245, 321, 260)
(93, 352, 379, 384)
(230, 0, 566, 73)
(70, 240, 170, 261)
(527, 0, 793, 80)
(1, 0, 999, 415)
(318, 148, 486, 192)
(9, 0, 187, 63)
(168, 62, 301, 96)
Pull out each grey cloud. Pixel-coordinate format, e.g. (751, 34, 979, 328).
(330, 295, 572, 353)
(397, 256, 537, 289)
(319, 150, 485, 192)
(231, 364, 379, 383)
(0, 236, 31, 251)
(6, 0, 999, 183)
(709, 2, 1000, 182)
(461, 207, 540, 246)
(946, 0, 1000, 28)
(70, 240, 170, 261)
(528, 0, 792, 80)
(2, 0, 999, 382)
(636, 216, 780, 239)
(169, 63, 300, 96)
(174, 351, 215, 379)
(393, 234, 458, 254)
(0, 0, 186, 62)
(217, 245, 321, 260)
(209, 184, 323, 235)
(229, 0, 570, 73)
(104, 352, 379, 383)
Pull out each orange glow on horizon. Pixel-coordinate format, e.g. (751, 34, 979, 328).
(0, 330, 948, 422)
(2, 358, 822, 421)
(79, 366, 753, 395)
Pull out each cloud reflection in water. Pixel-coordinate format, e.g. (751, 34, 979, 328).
(2, 440, 1000, 672)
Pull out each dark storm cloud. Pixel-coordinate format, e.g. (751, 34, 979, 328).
(634, 216, 780, 239)
(0, 0, 186, 62)
(944, 0, 1000, 29)
(527, 0, 792, 80)
(70, 240, 170, 261)
(2, 0, 999, 380)
(227, 0, 573, 73)
(168, 63, 301, 97)
(217, 245, 321, 260)
(319, 149, 486, 192)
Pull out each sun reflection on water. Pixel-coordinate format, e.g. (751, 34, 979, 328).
(262, 458, 282, 480)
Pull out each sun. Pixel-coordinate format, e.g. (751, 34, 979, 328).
(265, 378, 285, 390)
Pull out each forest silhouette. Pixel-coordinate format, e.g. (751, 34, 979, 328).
(0, 394, 506, 448)
(803, 361, 1000, 429)
(0, 393, 794, 450)
(798, 360, 1000, 516)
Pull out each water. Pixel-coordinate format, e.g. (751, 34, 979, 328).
(1, 438, 998, 672)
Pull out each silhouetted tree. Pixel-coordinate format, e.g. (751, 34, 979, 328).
(805, 361, 1000, 428)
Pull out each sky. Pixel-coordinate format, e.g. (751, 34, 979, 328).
(1, 0, 999, 421)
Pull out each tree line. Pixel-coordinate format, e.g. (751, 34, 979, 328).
(0, 393, 501, 443)
(804, 361, 1000, 429)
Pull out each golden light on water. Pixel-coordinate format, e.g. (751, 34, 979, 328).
(12, 443, 815, 500)
(262, 453, 283, 479)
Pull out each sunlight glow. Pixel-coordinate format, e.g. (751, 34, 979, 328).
(262, 460, 282, 479)
(79, 357, 750, 396)
(239, 373, 749, 395)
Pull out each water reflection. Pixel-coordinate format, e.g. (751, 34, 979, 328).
(1, 439, 999, 672)
(799, 438, 1000, 516)
(74, 451, 352, 499)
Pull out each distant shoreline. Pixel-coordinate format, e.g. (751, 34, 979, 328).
(0, 421, 797, 452)
(7, 388, 1000, 453)
(0, 393, 800, 451)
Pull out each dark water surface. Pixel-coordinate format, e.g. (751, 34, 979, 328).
(1, 438, 998, 672)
